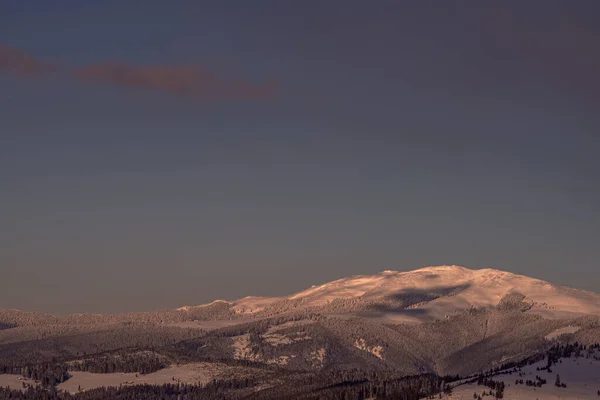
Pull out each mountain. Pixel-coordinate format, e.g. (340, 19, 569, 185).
(1, 265, 600, 398)
(228, 265, 600, 322)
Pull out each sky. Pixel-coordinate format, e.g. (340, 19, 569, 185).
(1, 1, 599, 314)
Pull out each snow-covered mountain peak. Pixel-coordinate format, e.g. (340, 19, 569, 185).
(189, 265, 600, 323)
(411, 264, 471, 273)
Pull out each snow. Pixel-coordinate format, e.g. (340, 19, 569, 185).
(354, 338, 384, 359)
(441, 350, 600, 399)
(545, 326, 582, 340)
(231, 296, 282, 314)
(57, 362, 265, 393)
(260, 320, 313, 346)
(0, 374, 36, 391)
(164, 319, 243, 330)
(179, 265, 600, 325)
(232, 334, 261, 361)
(285, 266, 600, 322)
(311, 348, 326, 365)
(262, 332, 294, 346)
(266, 355, 293, 366)
(264, 320, 314, 333)
(176, 300, 232, 311)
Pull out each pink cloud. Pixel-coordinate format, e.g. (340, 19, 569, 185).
(73, 63, 279, 101)
(0, 45, 57, 77)
(0, 45, 279, 102)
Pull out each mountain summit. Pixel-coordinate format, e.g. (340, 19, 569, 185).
(225, 265, 600, 324)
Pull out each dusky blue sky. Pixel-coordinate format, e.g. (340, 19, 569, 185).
(1, 1, 599, 314)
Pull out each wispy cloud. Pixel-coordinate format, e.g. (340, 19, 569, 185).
(0, 45, 57, 77)
(0, 45, 279, 102)
(73, 63, 279, 101)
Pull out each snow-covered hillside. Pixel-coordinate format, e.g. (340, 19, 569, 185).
(444, 346, 600, 399)
(1, 265, 600, 398)
(222, 266, 600, 323)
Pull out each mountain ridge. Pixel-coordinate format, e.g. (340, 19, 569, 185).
(3, 265, 600, 320)
(227, 265, 600, 323)
(1, 265, 600, 397)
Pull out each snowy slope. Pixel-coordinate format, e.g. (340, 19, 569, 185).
(444, 349, 600, 399)
(227, 266, 600, 323)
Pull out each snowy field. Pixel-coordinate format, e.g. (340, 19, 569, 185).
(443, 351, 600, 399)
(0, 362, 269, 393)
(0, 374, 36, 391)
